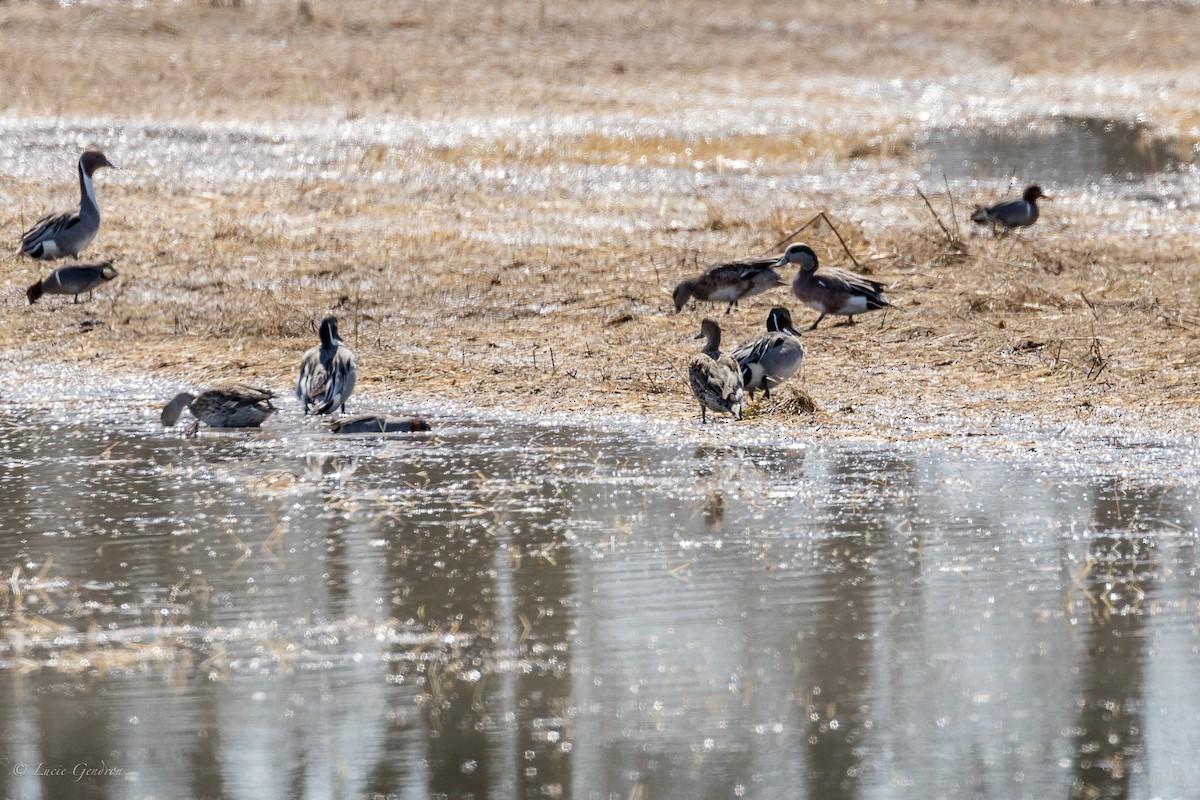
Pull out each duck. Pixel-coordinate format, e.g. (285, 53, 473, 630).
(673, 255, 786, 314)
(19, 149, 115, 261)
(27, 262, 118, 304)
(730, 306, 805, 400)
(970, 184, 1050, 232)
(296, 315, 357, 415)
(161, 384, 277, 433)
(330, 415, 432, 434)
(784, 243, 889, 330)
(688, 318, 744, 423)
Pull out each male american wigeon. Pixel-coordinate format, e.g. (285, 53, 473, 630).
(783, 244, 889, 330)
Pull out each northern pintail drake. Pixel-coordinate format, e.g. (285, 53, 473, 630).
(330, 415, 431, 434)
(296, 315, 357, 415)
(673, 256, 786, 314)
(19, 150, 115, 261)
(784, 243, 889, 330)
(27, 261, 118, 304)
(688, 318, 744, 423)
(970, 184, 1050, 231)
(161, 384, 277, 432)
(730, 306, 805, 400)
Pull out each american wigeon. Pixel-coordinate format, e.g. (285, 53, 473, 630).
(673, 256, 786, 313)
(784, 244, 889, 330)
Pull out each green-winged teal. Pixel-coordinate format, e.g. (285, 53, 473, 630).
(971, 184, 1049, 232)
(27, 262, 118, 303)
(330, 415, 432, 434)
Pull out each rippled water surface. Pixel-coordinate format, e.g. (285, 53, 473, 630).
(920, 116, 1187, 185)
(2, 377, 1200, 800)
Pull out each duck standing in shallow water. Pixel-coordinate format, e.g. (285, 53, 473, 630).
(784, 243, 889, 330)
(971, 184, 1050, 233)
(673, 255, 786, 314)
(688, 318, 744, 423)
(19, 150, 115, 261)
(730, 306, 805, 401)
(296, 315, 357, 415)
(330, 415, 431, 434)
(161, 385, 277, 433)
(27, 262, 118, 304)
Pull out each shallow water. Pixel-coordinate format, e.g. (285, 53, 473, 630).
(2, 114, 1197, 252)
(920, 116, 1186, 186)
(2, 381, 1200, 800)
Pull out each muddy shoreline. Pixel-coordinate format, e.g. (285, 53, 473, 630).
(0, 0, 1198, 450)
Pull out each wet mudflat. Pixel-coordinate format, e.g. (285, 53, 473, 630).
(2, 385, 1199, 800)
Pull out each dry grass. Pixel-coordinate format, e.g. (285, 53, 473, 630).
(0, 0, 1198, 121)
(1, 0, 1200, 440)
(431, 128, 915, 172)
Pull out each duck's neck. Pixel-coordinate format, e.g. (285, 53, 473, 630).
(703, 329, 721, 353)
(162, 393, 195, 426)
(78, 159, 99, 218)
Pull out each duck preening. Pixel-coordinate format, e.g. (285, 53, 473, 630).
(673, 256, 786, 314)
(688, 318, 744, 423)
(19, 149, 115, 261)
(296, 315, 357, 415)
(161, 385, 277, 432)
(731, 306, 805, 400)
(330, 415, 432, 434)
(970, 184, 1050, 232)
(27, 262, 118, 304)
(784, 243, 889, 330)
